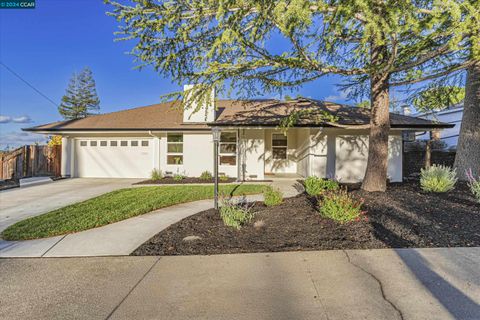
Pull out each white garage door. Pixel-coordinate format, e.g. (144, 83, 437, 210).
(75, 138, 153, 178)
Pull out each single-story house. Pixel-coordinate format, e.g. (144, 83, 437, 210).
(24, 88, 452, 182)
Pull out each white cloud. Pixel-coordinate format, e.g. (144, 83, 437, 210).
(0, 131, 47, 150)
(0, 115, 32, 124)
(12, 116, 32, 123)
(0, 115, 12, 123)
(324, 89, 351, 102)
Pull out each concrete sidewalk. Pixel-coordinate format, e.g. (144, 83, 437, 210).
(0, 248, 478, 320)
(0, 179, 301, 257)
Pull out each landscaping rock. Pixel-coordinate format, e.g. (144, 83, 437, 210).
(182, 235, 202, 242)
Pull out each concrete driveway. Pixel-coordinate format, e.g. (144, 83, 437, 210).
(0, 178, 140, 232)
(0, 248, 478, 320)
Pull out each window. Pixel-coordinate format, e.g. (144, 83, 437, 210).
(100, 141, 107, 147)
(120, 141, 128, 147)
(219, 132, 237, 166)
(141, 140, 149, 147)
(131, 140, 139, 147)
(272, 134, 287, 160)
(167, 133, 183, 165)
(90, 141, 97, 147)
(80, 141, 87, 147)
(110, 141, 118, 147)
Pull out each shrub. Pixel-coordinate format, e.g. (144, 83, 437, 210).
(466, 168, 480, 203)
(219, 198, 254, 229)
(319, 189, 366, 223)
(263, 186, 283, 206)
(420, 165, 457, 193)
(173, 173, 185, 181)
(199, 170, 213, 181)
(304, 176, 339, 196)
(151, 169, 163, 180)
(219, 175, 229, 182)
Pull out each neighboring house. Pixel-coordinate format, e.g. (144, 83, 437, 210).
(24, 88, 451, 182)
(414, 106, 463, 148)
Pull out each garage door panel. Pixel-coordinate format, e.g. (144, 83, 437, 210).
(75, 139, 153, 178)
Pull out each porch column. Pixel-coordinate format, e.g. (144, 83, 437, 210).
(61, 136, 71, 177)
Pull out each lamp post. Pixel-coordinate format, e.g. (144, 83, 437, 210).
(212, 127, 221, 210)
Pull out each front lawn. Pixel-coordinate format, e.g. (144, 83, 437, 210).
(1, 184, 266, 241)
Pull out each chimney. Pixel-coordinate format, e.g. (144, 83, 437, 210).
(183, 84, 215, 123)
(402, 105, 411, 116)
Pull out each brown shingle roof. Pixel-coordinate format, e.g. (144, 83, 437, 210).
(24, 98, 453, 132)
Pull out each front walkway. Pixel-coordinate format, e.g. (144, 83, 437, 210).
(0, 248, 478, 320)
(0, 180, 301, 257)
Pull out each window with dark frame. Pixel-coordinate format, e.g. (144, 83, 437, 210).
(219, 131, 237, 166)
(80, 141, 87, 147)
(272, 134, 287, 160)
(141, 140, 149, 147)
(120, 141, 128, 147)
(131, 140, 139, 147)
(167, 133, 183, 165)
(100, 141, 107, 147)
(110, 141, 118, 146)
(90, 141, 97, 147)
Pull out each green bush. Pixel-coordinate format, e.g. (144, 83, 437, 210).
(263, 186, 283, 206)
(219, 175, 229, 182)
(304, 176, 339, 196)
(319, 189, 365, 223)
(199, 170, 213, 181)
(219, 198, 254, 229)
(150, 169, 163, 180)
(173, 173, 185, 181)
(420, 165, 457, 193)
(466, 168, 480, 203)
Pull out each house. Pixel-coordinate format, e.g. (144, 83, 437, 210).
(24, 88, 452, 182)
(414, 105, 463, 149)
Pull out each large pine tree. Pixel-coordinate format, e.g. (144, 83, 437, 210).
(107, 0, 476, 191)
(59, 67, 100, 119)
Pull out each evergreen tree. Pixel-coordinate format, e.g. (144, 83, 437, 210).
(107, 0, 478, 191)
(59, 67, 100, 119)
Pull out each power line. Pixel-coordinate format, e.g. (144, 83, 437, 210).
(0, 61, 59, 108)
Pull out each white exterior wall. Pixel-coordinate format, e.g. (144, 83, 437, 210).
(295, 128, 311, 177)
(240, 129, 265, 180)
(309, 129, 403, 182)
(61, 137, 72, 177)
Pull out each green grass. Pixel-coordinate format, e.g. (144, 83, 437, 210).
(2, 184, 265, 241)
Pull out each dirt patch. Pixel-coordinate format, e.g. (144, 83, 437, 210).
(132, 181, 480, 256)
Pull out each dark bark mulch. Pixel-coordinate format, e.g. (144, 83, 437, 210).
(0, 179, 19, 191)
(132, 181, 480, 256)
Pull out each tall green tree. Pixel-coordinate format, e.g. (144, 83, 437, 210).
(412, 86, 465, 113)
(107, 0, 474, 191)
(59, 67, 100, 119)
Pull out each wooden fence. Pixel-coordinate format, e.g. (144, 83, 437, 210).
(0, 145, 61, 180)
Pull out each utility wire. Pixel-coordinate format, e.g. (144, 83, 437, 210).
(0, 61, 59, 108)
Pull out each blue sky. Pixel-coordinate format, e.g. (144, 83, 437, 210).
(0, 0, 346, 149)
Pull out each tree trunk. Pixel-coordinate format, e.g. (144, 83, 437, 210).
(454, 60, 480, 180)
(361, 44, 391, 192)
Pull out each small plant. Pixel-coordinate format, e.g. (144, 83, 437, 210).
(150, 169, 163, 180)
(219, 197, 254, 229)
(420, 165, 457, 193)
(199, 170, 213, 181)
(319, 189, 366, 224)
(219, 175, 229, 182)
(466, 168, 480, 203)
(263, 186, 283, 206)
(173, 173, 185, 181)
(304, 176, 339, 196)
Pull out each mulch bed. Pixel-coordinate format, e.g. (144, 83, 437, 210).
(0, 179, 19, 191)
(132, 181, 480, 256)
